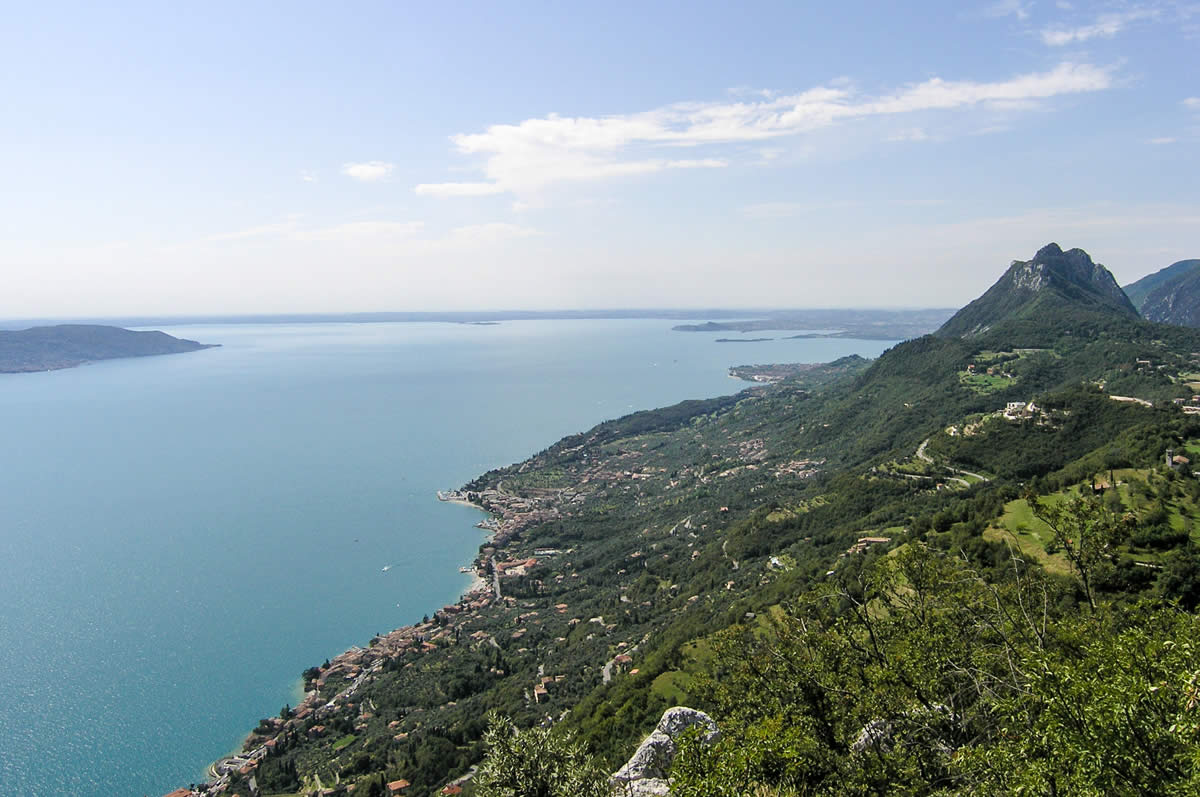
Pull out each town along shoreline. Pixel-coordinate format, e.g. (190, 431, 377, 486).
(194, 484, 561, 795)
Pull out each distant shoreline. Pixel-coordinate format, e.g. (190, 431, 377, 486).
(0, 324, 219, 374)
(0, 307, 956, 331)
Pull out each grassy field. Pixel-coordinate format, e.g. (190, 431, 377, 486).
(986, 468, 1200, 574)
(959, 371, 1015, 395)
(983, 497, 1071, 575)
(330, 734, 357, 752)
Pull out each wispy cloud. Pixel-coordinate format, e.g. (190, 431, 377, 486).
(295, 220, 424, 242)
(887, 127, 930, 142)
(417, 62, 1114, 198)
(985, 0, 1032, 20)
(741, 200, 859, 219)
(1041, 8, 1157, 45)
(341, 161, 395, 181)
(208, 218, 302, 242)
(300, 170, 317, 183)
(204, 217, 538, 251)
(1184, 97, 1200, 109)
(450, 222, 541, 242)
(415, 182, 505, 197)
(1149, 136, 1177, 144)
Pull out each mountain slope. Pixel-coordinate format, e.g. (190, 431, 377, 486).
(1123, 258, 1200, 312)
(1136, 262, 1200, 327)
(194, 245, 1200, 797)
(0, 324, 216, 373)
(937, 243, 1137, 338)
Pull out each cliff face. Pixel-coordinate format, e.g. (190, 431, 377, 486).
(1123, 259, 1200, 314)
(937, 243, 1137, 338)
(1139, 267, 1200, 327)
(0, 324, 216, 373)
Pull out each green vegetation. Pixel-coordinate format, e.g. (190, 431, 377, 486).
(473, 713, 608, 797)
(958, 370, 1014, 394)
(668, 542, 1200, 796)
(232, 245, 1200, 796)
(0, 324, 215, 373)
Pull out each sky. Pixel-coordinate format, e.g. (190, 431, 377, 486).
(1, 0, 1197, 317)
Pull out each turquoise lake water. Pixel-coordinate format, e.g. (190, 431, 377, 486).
(0, 320, 895, 795)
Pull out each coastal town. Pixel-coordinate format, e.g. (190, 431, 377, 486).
(164, 384, 830, 796)
(173, 476, 604, 796)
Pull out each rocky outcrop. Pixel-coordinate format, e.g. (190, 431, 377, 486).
(936, 243, 1138, 338)
(1123, 258, 1200, 313)
(610, 707, 720, 795)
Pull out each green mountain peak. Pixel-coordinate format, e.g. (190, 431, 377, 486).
(936, 243, 1137, 338)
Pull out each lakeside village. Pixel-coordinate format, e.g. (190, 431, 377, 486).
(175, 483, 586, 797)
(168, 389, 832, 797)
(169, 468, 892, 797)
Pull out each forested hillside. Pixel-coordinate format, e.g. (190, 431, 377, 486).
(206, 247, 1200, 796)
(0, 324, 215, 372)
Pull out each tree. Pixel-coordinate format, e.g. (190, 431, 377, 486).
(474, 713, 609, 797)
(1032, 493, 1129, 610)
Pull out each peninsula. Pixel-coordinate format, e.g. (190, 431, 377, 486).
(0, 324, 217, 373)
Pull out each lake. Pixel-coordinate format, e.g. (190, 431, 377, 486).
(0, 319, 894, 795)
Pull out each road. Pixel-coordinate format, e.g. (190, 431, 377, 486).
(916, 437, 989, 484)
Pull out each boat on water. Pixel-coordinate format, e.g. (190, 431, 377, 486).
(381, 565, 391, 572)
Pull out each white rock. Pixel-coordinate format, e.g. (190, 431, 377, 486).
(610, 707, 720, 794)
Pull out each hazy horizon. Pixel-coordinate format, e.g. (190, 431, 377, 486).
(0, 305, 959, 325)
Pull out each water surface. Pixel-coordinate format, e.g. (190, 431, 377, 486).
(0, 320, 894, 795)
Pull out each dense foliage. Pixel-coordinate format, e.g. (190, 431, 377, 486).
(670, 541, 1200, 796)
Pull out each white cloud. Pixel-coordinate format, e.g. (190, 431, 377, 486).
(417, 63, 1113, 198)
(294, 221, 424, 242)
(985, 0, 1032, 20)
(341, 161, 395, 181)
(1149, 136, 1177, 144)
(1041, 9, 1157, 45)
(415, 181, 506, 197)
(741, 200, 858, 219)
(300, 170, 317, 183)
(887, 127, 930, 142)
(1184, 97, 1200, 109)
(202, 218, 542, 253)
(207, 218, 302, 242)
(450, 222, 541, 242)
(664, 158, 728, 168)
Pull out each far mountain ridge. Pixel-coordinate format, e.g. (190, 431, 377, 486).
(1120, 259, 1200, 327)
(0, 324, 217, 373)
(1123, 258, 1200, 313)
(936, 242, 1138, 338)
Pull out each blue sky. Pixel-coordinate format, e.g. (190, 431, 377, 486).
(1, 1, 1197, 316)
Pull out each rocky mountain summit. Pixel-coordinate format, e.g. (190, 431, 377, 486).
(937, 242, 1137, 338)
